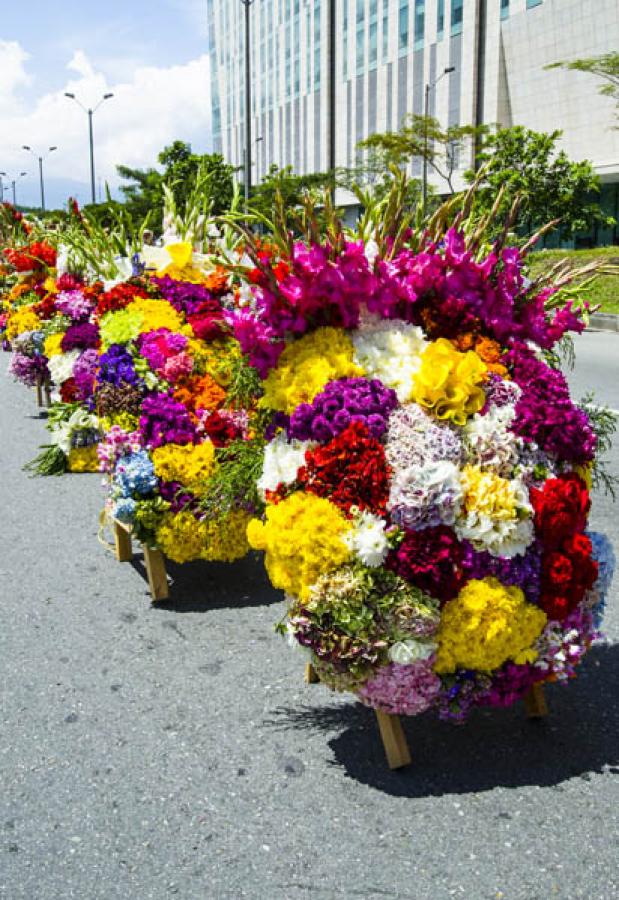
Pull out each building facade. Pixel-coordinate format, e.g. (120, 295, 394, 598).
(207, 0, 619, 241)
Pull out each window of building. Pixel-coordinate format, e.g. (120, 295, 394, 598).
(413, 1, 425, 49)
(369, 0, 378, 68)
(343, 0, 349, 79)
(314, 0, 322, 89)
(356, 0, 366, 74)
(437, 0, 445, 39)
(451, 0, 463, 35)
(500, 0, 510, 18)
(382, 0, 390, 60)
(398, 0, 409, 53)
(526, 0, 543, 7)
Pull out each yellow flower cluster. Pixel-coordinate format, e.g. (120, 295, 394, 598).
(6, 307, 41, 341)
(43, 333, 65, 358)
(247, 492, 352, 598)
(261, 327, 362, 414)
(412, 338, 487, 426)
(99, 412, 140, 433)
(152, 441, 216, 493)
(434, 577, 547, 674)
(460, 465, 520, 522)
(155, 509, 251, 564)
(129, 298, 185, 334)
(67, 446, 100, 473)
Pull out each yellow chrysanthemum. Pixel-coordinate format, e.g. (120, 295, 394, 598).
(435, 577, 547, 674)
(152, 442, 216, 493)
(43, 332, 66, 358)
(247, 492, 352, 599)
(6, 307, 41, 340)
(98, 413, 140, 434)
(460, 465, 520, 521)
(129, 297, 184, 333)
(201, 510, 252, 562)
(412, 337, 487, 426)
(261, 327, 363, 414)
(155, 509, 251, 563)
(67, 446, 100, 473)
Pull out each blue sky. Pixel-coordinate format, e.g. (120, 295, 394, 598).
(0, 0, 212, 209)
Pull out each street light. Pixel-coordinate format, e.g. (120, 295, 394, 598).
(422, 66, 456, 213)
(0, 171, 28, 208)
(22, 145, 57, 212)
(64, 91, 114, 204)
(240, 0, 255, 211)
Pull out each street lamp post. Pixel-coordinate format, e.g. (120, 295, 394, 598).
(22, 145, 57, 212)
(240, 0, 255, 211)
(64, 92, 114, 204)
(0, 172, 28, 208)
(422, 66, 456, 214)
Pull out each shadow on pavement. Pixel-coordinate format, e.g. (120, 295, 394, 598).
(266, 642, 619, 796)
(130, 550, 282, 612)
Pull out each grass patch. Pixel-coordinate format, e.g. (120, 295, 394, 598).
(527, 247, 619, 314)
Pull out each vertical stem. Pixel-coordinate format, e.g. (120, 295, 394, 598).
(88, 109, 96, 205)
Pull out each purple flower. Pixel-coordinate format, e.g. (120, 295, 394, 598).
(61, 322, 100, 352)
(98, 344, 142, 388)
(73, 348, 99, 401)
(288, 377, 398, 443)
(139, 392, 197, 448)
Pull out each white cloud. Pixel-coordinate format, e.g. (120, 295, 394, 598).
(0, 40, 211, 208)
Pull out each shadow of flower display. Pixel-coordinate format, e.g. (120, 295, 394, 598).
(265, 642, 619, 797)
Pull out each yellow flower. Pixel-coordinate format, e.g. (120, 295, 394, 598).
(152, 442, 216, 494)
(43, 276, 58, 294)
(460, 465, 519, 521)
(435, 577, 547, 674)
(574, 463, 592, 491)
(247, 492, 352, 599)
(155, 508, 251, 563)
(412, 337, 487, 425)
(44, 332, 65, 358)
(99, 413, 140, 433)
(261, 327, 363, 414)
(67, 446, 100, 473)
(6, 307, 41, 340)
(130, 297, 184, 333)
(201, 510, 251, 562)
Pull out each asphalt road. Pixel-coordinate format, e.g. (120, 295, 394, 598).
(1, 332, 618, 900)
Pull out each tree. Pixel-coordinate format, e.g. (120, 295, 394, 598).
(117, 142, 236, 232)
(359, 114, 485, 194)
(468, 126, 613, 239)
(250, 164, 333, 222)
(546, 53, 619, 125)
(335, 145, 423, 210)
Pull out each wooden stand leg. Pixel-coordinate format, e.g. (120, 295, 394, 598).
(305, 662, 320, 684)
(143, 545, 169, 601)
(375, 710, 412, 770)
(524, 683, 548, 718)
(35, 376, 43, 407)
(113, 521, 133, 562)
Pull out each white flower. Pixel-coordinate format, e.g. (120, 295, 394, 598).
(47, 350, 81, 387)
(364, 239, 380, 267)
(353, 321, 427, 402)
(257, 433, 313, 496)
(388, 639, 437, 664)
(388, 459, 463, 529)
(344, 512, 389, 567)
(463, 405, 521, 476)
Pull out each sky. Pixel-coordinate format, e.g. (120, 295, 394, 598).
(0, 0, 212, 210)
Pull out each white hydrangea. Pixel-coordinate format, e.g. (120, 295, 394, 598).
(388, 459, 463, 530)
(353, 320, 427, 402)
(344, 512, 389, 567)
(388, 639, 437, 664)
(257, 433, 313, 497)
(47, 349, 81, 387)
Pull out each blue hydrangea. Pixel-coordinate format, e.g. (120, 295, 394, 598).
(113, 497, 137, 524)
(587, 530, 616, 628)
(114, 450, 158, 497)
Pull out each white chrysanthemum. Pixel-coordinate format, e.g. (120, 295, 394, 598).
(388, 459, 463, 530)
(353, 321, 427, 402)
(388, 639, 437, 664)
(463, 405, 522, 476)
(47, 349, 81, 386)
(344, 512, 389, 567)
(455, 472, 534, 558)
(257, 433, 313, 496)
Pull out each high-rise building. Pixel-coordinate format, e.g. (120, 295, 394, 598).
(207, 0, 619, 242)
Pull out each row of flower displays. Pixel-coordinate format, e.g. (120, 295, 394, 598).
(1, 182, 616, 766)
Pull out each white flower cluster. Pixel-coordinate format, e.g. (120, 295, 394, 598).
(343, 512, 389, 567)
(353, 320, 427, 402)
(257, 433, 313, 496)
(463, 405, 522, 477)
(47, 349, 81, 387)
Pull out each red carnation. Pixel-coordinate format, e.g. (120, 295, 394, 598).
(60, 377, 79, 403)
(298, 420, 390, 516)
(95, 283, 149, 319)
(530, 473, 590, 549)
(539, 531, 598, 621)
(386, 525, 467, 602)
(202, 411, 241, 447)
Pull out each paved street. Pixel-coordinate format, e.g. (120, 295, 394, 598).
(1, 332, 618, 900)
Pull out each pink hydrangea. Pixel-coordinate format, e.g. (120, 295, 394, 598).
(358, 659, 442, 716)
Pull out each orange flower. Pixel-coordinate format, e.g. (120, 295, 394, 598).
(202, 267, 229, 294)
(174, 373, 227, 418)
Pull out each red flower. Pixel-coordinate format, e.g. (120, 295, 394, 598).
(60, 377, 79, 403)
(386, 525, 467, 602)
(530, 473, 590, 549)
(539, 531, 598, 621)
(298, 420, 390, 516)
(202, 411, 241, 447)
(95, 283, 149, 319)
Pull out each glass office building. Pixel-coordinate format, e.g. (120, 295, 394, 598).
(207, 0, 619, 237)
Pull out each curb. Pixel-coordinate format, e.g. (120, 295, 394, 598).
(587, 313, 619, 333)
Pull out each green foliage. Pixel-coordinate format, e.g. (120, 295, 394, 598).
(527, 247, 619, 314)
(546, 53, 619, 125)
(335, 147, 423, 210)
(201, 438, 266, 520)
(249, 164, 334, 223)
(578, 393, 619, 498)
(23, 445, 67, 477)
(359, 114, 485, 195)
(225, 353, 263, 410)
(468, 126, 613, 239)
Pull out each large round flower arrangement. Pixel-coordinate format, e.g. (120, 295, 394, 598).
(234, 216, 615, 722)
